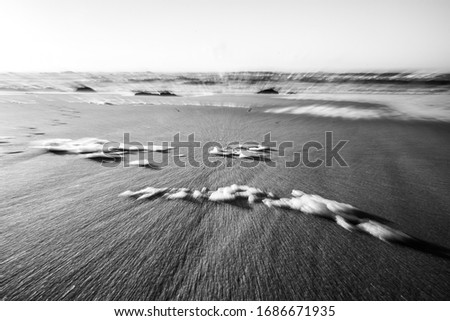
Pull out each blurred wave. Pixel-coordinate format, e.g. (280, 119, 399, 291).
(266, 105, 392, 119)
(0, 71, 449, 122)
(1, 71, 449, 95)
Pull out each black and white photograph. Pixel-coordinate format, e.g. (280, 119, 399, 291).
(1, 0, 449, 315)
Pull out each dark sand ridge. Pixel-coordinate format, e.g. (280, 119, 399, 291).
(1, 95, 449, 300)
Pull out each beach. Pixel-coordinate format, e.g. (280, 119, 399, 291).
(1, 90, 449, 300)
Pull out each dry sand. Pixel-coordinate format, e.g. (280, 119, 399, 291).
(1, 94, 449, 300)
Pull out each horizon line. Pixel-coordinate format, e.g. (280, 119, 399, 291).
(1, 69, 449, 74)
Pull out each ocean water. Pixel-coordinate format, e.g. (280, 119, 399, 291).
(0, 71, 449, 122)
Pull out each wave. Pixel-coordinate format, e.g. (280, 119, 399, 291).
(1, 72, 449, 122)
(264, 98, 399, 120)
(265, 105, 398, 120)
(1, 72, 449, 95)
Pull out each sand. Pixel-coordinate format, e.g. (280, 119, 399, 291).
(1, 94, 449, 300)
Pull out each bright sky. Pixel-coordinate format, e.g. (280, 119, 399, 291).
(1, 0, 449, 72)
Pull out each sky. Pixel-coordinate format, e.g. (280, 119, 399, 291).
(1, 0, 449, 72)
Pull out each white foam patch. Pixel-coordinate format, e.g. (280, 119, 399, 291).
(209, 190, 236, 202)
(357, 221, 411, 242)
(335, 215, 356, 231)
(265, 105, 394, 120)
(110, 143, 174, 152)
(129, 159, 150, 167)
(208, 146, 234, 156)
(208, 146, 269, 160)
(83, 152, 120, 159)
(166, 190, 190, 200)
(119, 187, 168, 199)
(150, 145, 174, 152)
(87, 100, 114, 105)
(32, 138, 108, 154)
(248, 145, 270, 151)
(32, 138, 177, 158)
(119, 185, 419, 249)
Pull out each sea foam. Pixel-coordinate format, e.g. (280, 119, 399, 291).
(264, 105, 396, 120)
(118, 184, 450, 258)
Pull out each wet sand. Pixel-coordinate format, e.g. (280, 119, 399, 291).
(1, 95, 449, 300)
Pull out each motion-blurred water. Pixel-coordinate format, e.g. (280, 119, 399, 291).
(1, 72, 449, 122)
(1, 71, 449, 95)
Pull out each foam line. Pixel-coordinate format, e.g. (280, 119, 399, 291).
(119, 185, 450, 258)
(264, 105, 395, 120)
